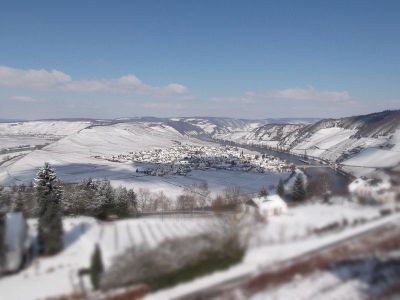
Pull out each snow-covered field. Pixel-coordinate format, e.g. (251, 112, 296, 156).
(0, 216, 212, 300)
(0, 121, 90, 137)
(146, 205, 400, 300)
(250, 200, 389, 245)
(341, 129, 400, 176)
(0, 122, 212, 185)
(0, 122, 288, 200)
(1, 202, 396, 300)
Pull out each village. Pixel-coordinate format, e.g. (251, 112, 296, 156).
(95, 144, 293, 176)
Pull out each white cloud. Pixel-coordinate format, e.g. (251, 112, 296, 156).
(210, 96, 255, 104)
(0, 66, 71, 88)
(211, 86, 352, 104)
(10, 95, 39, 103)
(0, 65, 191, 99)
(141, 102, 185, 110)
(164, 83, 188, 94)
(266, 86, 351, 102)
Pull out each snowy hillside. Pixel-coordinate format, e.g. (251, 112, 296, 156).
(0, 123, 212, 185)
(0, 121, 91, 137)
(210, 111, 400, 176)
(1, 111, 399, 182)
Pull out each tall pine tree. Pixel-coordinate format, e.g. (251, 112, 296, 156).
(276, 178, 285, 198)
(94, 179, 115, 220)
(35, 162, 64, 255)
(292, 174, 306, 202)
(90, 244, 104, 290)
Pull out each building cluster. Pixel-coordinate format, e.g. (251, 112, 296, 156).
(97, 144, 291, 176)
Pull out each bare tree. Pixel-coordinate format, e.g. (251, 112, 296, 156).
(137, 188, 152, 213)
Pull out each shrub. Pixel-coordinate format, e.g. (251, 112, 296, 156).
(90, 244, 104, 290)
(101, 230, 245, 291)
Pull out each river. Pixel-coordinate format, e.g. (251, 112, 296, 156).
(216, 139, 351, 195)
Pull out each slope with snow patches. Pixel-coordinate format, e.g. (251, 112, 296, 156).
(0, 122, 213, 185)
(0, 121, 91, 137)
(0, 121, 291, 199)
(210, 111, 400, 176)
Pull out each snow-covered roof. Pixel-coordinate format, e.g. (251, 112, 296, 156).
(348, 177, 391, 194)
(253, 194, 288, 215)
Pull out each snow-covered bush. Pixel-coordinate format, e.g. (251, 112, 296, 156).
(100, 227, 246, 291)
(349, 177, 396, 204)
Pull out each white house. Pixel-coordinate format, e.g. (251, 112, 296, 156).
(3, 212, 32, 273)
(253, 194, 288, 219)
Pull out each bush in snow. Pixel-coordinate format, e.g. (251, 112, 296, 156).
(100, 226, 246, 291)
(258, 186, 269, 197)
(35, 162, 64, 256)
(90, 244, 104, 290)
(348, 177, 395, 204)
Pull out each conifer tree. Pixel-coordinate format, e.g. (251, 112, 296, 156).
(95, 179, 115, 220)
(90, 244, 104, 290)
(258, 186, 269, 197)
(35, 162, 63, 255)
(292, 174, 306, 202)
(277, 178, 285, 198)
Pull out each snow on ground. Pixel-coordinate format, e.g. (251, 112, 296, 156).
(1, 202, 398, 300)
(0, 136, 56, 150)
(0, 121, 90, 137)
(215, 122, 400, 177)
(0, 122, 288, 200)
(0, 216, 211, 300)
(250, 200, 389, 246)
(251, 269, 365, 300)
(251, 246, 400, 300)
(292, 128, 400, 177)
(110, 169, 289, 200)
(342, 130, 400, 176)
(0, 123, 213, 184)
(146, 212, 400, 300)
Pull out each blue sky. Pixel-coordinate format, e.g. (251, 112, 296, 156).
(0, 0, 399, 119)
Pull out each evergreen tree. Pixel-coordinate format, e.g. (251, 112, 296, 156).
(35, 162, 64, 255)
(292, 174, 306, 202)
(94, 179, 115, 220)
(90, 244, 104, 290)
(258, 186, 269, 197)
(114, 186, 129, 217)
(276, 178, 285, 198)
